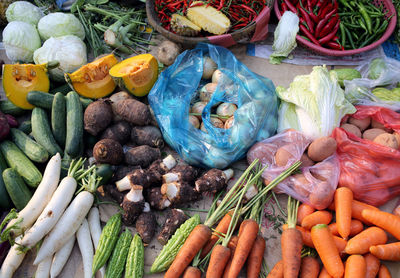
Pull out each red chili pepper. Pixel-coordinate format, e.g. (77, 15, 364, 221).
(240, 4, 257, 15)
(300, 24, 321, 45)
(333, 0, 338, 10)
(318, 20, 340, 44)
(326, 41, 344, 50)
(319, 14, 339, 38)
(308, 11, 319, 23)
(299, 7, 315, 33)
(217, 0, 224, 10)
(292, 0, 299, 5)
(190, 2, 204, 7)
(281, 2, 288, 13)
(314, 17, 328, 38)
(284, 0, 298, 13)
(320, 3, 333, 19)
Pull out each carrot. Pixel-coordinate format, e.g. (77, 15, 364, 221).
(362, 209, 400, 240)
(282, 224, 314, 248)
(345, 227, 387, 254)
(267, 260, 283, 278)
(301, 211, 332, 230)
(378, 264, 392, 278)
(299, 256, 320, 278)
(165, 224, 212, 278)
(332, 235, 347, 254)
(227, 235, 238, 251)
(297, 204, 315, 225)
(364, 253, 380, 278)
(183, 266, 202, 278)
(370, 242, 400, 261)
(206, 244, 231, 278)
(344, 254, 366, 278)
(227, 219, 259, 278)
(318, 267, 333, 278)
(352, 200, 379, 225)
(201, 212, 232, 258)
(328, 220, 363, 237)
(311, 224, 344, 278)
(334, 187, 353, 239)
(222, 236, 238, 278)
(246, 235, 265, 278)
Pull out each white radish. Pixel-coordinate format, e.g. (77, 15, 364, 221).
(87, 208, 105, 278)
(19, 176, 78, 249)
(34, 191, 94, 265)
(77, 219, 93, 278)
(0, 237, 25, 278)
(50, 234, 75, 278)
(35, 255, 52, 278)
(6, 154, 61, 237)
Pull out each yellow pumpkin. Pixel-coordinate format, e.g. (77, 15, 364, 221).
(2, 63, 51, 110)
(109, 54, 158, 97)
(65, 54, 118, 99)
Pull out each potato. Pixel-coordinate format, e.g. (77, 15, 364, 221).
(373, 133, 399, 149)
(291, 174, 311, 197)
(371, 119, 391, 132)
(348, 116, 371, 131)
(275, 145, 296, 167)
(340, 123, 361, 137)
(309, 181, 333, 210)
(307, 136, 337, 162)
(300, 153, 315, 168)
(362, 128, 386, 141)
(394, 132, 400, 147)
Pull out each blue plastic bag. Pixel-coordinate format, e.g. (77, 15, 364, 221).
(148, 43, 279, 168)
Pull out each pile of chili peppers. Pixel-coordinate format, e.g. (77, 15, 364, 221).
(154, 0, 267, 33)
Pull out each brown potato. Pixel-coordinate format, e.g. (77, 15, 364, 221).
(300, 153, 315, 168)
(371, 119, 391, 132)
(275, 145, 296, 167)
(348, 116, 371, 131)
(307, 136, 337, 162)
(340, 123, 361, 138)
(394, 132, 400, 147)
(291, 174, 311, 198)
(362, 128, 386, 141)
(309, 181, 334, 210)
(373, 133, 399, 149)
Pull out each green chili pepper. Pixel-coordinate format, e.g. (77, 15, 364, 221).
(358, 18, 368, 32)
(344, 24, 356, 49)
(340, 22, 346, 49)
(357, 3, 372, 34)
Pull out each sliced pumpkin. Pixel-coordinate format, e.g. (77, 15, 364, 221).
(2, 63, 50, 109)
(109, 54, 159, 97)
(65, 54, 118, 99)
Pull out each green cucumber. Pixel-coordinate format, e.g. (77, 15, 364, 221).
(79, 97, 93, 109)
(0, 153, 12, 209)
(2, 168, 32, 210)
(65, 91, 83, 158)
(51, 93, 66, 148)
(0, 100, 27, 116)
(31, 107, 63, 157)
(96, 164, 113, 185)
(18, 120, 32, 134)
(27, 91, 54, 109)
(50, 83, 70, 95)
(0, 140, 42, 188)
(10, 128, 49, 163)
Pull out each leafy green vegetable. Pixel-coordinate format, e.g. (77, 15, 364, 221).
(6, 1, 43, 26)
(38, 12, 85, 40)
(368, 58, 387, 80)
(372, 87, 400, 101)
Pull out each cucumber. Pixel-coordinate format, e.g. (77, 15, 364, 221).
(51, 93, 66, 148)
(0, 153, 12, 209)
(65, 91, 83, 158)
(96, 164, 113, 185)
(50, 83, 70, 95)
(27, 91, 54, 109)
(10, 128, 49, 163)
(79, 97, 93, 109)
(31, 107, 63, 157)
(18, 120, 32, 134)
(2, 168, 32, 210)
(0, 140, 42, 188)
(0, 100, 27, 116)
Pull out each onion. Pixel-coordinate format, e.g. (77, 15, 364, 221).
(212, 69, 224, 84)
(202, 57, 217, 79)
(189, 115, 200, 129)
(224, 116, 235, 129)
(199, 83, 217, 103)
(200, 117, 224, 133)
(216, 103, 237, 122)
(190, 101, 207, 120)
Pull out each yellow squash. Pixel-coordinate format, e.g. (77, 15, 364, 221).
(109, 54, 158, 97)
(2, 63, 50, 109)
(65, 54, 118, 99)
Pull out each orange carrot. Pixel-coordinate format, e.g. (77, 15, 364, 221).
(378, 264, 392, 278)
(362, 209, 400, 240)
(183, 266, 202, 278)
(352, 200, 379, 225)
(328, 220, 363, 237)
(267, 260, 283, 278)
(311, 224, 344, 278)
(223, 236, 238, 278)
(206, 244, 231, 278)
(297, 204, 315, 225)
(364, 253, 380, 278)
(301, 211, 332, 230)
(165, 224, 212, 278)
(227, 235, 238, 251)
(370, 242, 400, 261)
(299, 256, 320, 278)
(334, 187, 353, 239)
(282, 224, 314, 248)
(344, 255, 366, 278)
(332, 235, 347, 254)
(201, 212, 233, 258)
(318, 267, 333, 278)
(227, 219, 259, 278)
(246, 235, 266, 278)
(345, 227, 387, 255)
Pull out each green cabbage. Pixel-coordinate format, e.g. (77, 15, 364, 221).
(368, 58, 387, 80)
(37, 12, 85, 41)
(277, 65, 356, 139)
(2, 21, 41, 62)
(6, 1, 43, 26)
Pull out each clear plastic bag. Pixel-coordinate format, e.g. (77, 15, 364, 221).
(247, 130, 340, 210)
(148, 43, 279, 168)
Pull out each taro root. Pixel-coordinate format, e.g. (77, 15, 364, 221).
(131, 126, 164, 148)
(84, 99, 113, 136)
(162, 164, 199, 184)
(109, 91, 133, 122)
(136, 211, 157, 244)
(146, 155, 177, 185)
(100, 121, 131, 144)
(243, 183, 258, 202)
(114, 98, 151, 126)
(161, 182, 200, 204)
(111, 165, 140, 182)
(147, 187, 171, 210)
(194, 168, 234, 194)
(125, 145, 161, 167)
(157, 40, 181, 66)
(121, 184, 145, 225)
(93, 139, 123, 165)
(116, 169, 152, 191)
(157, 209, 188, 245)
(100, 184, 126, 204)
